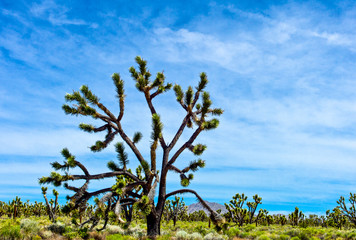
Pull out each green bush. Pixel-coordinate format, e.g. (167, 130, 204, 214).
(257, 234, 271, 240)
(290, 237, 300, 240)
(226, 227, 240, 238)
(106, 234, 136, 240)
(244, 224, 256, 232)
(279, 234, 290, 240)
(47, 222, 65, 234)
(20, 218, 40, 237)
(176, 230, 189, 240)
(189, 232, 203, 240)
(203, 232, 227, 240)
(0, 221, 22, 240)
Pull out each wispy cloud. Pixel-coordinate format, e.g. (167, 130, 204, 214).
(30, 0, 87, 26)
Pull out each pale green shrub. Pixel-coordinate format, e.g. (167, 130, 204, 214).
(176, 230, 189, 240)
(203, 232, 227, 240)
(106, 225, 124, 234)
(20, 219, 40, 236)
(257, 235, 271, 240)
(189, 232, 203, 240)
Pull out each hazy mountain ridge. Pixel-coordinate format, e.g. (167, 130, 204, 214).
(187, 201, 228, 214)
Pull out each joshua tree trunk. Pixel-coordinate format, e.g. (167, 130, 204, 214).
(147, 212, 161, 238)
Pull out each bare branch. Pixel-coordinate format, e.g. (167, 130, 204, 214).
(167, 127, 202, 166)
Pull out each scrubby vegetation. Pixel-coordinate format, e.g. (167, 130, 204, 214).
(2, 192, 356, 239)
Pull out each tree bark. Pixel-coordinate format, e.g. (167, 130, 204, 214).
(146, 212, 161, 239)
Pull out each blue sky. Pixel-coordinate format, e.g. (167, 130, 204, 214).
(2, 0, 356, 215)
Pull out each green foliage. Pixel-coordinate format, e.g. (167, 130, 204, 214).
(112, 177, 127, 195)
(90, 140, 105, 152)
(133, 195, 151, 215)
(115, 142, 129, 168)
(20, 218, 40, 237)
(0, 221, 22, 240)
(289, 207, 304, 226)
(80, 85, 99, 104)
(79, 123, 95, 133)
(201, 118, 219, 130)
(191, 144, 207, 156)
(112, 73, 125, 98)
(132, 132, 142, 144)
(151, 113, 163, 140)
(173, 85, 184, 102)
(197, 72, 208, 91)
(185, 86, 194, 106)
(107, 160, 120, 171)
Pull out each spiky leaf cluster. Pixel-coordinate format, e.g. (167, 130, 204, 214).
(115, 142, 129, 169)
(129, 56, 172, 94)
(134, 195, 151, 215)
(112, 73, 125, 98)
(39, 172, 72, 187)
(191, 144, 207, 156)
(90, 141, 105, 152)
(133, 132, 142, 144)
(182, 159, 205, 173)
(151, 114, 163, 140)
(112, 177, 126, 195)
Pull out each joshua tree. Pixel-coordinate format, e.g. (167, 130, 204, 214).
(289, 207, 304, 226)
(225, 193, 248, 226)
(337, 193, 356, 225)
(246, 194, 262, 224)
(326, 207, 347, 229)
(164, 196, 187, 226)
(39, 57, 224, 237)
(41, 187, 59, 223)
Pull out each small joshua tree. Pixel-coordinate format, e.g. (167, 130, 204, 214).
(39, 57, 224, 237)
(164, 196, 187, 226)
(326, 207, 347, 229)
(337, 193, 356, 225)
(225, 193, 248, 226)
(41, 187, 59, 223)
(289, 207, 304, 226)
(246, 194, 262, 224)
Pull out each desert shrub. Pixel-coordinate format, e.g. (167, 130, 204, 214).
(0, 221, 22, 240)
(78, 227, 90, 239)
(257, 234, 271, 240)
(299, 231, 309, 240)
(286, 229, 300, 237)
(157, 235, 172, 240)
(106, 225, 124, 235)
(279, 234, 290, 240)
(347, 232, 356, 240)
(63, 231, 78, 240)
(189, 232, 203, 240)
(47, 222, 65, 234)
(124, 226, 145, 238)
(39, 230, 53, 239)
(20, 218, 40, 237)
(106, 234, 136, 240)
(176, 230, 189, 240)
(226, 227, 240, 238)
(244, 224, 256, 232)
(203, 232, 227, 240)
(239, 232, 251, 238)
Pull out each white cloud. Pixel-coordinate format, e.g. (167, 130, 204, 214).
(30, 0, 87, 26)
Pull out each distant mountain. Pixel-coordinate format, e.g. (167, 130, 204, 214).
(187, 201, 227, 214)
